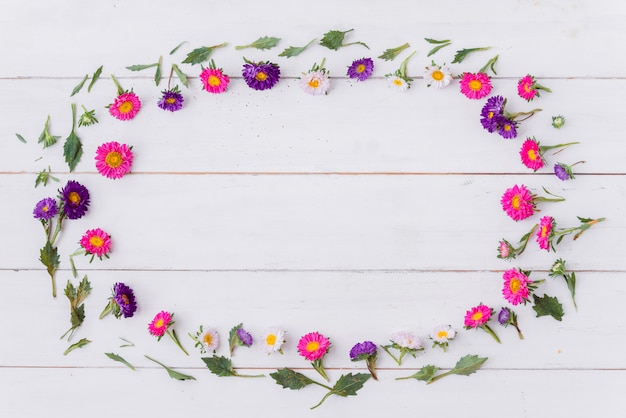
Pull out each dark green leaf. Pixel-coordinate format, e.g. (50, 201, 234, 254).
(532, 294, 564, 321)
(478, 54, 499, 75)
(105, 352, 136, 370)
(70, 74, 88, 97)
(182, 43, 227, 65)
(39, 241, 59, 278)
(169, 41, 187, 55)
(201, 356, 236, 377)
(87, 65, 103, 92)
(125, 63, 159, 71)
(278, 38, 316, 58)
(63, 338, 91, 355)
(63, 104, 82, 172)
(425, 38, 451, 44)
(154, 56, 162, 86)
(449, 354, 488, 376)
(15, 133, 27, 143)
(378, 43, 410, 61)
(319, 29, 367, 51)
(145, 355, 196, 381)
(235, 36, 281, 50)
(451, 47, 491, 64)
(331, 373, 370, 397)
(427, 42, 451, 57)
(172, 64, 188, 88)
(566, 272, 577, 309)
(270, 368, 315, 390)
(398, 364, 439, 382)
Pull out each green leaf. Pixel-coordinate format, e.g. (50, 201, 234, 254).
(87, 65, 103, 92)
(61, 276, 91, 341)
(397, 364, 439, 382)
(125, 63, 159, 71)
(425, 37, 451, 44)
(119, 337, 135, 348)
(154, 56, 162, 86)
(320, 29, 368, 51)
(182, 43, 228, 65)
(478, 54, 499, 75)
(172, 64, 188, 88)
(532, 294, 564, 321)
(235, 36, 281, 50)
(63, 104, 82, 172)
(566, 272, 577, 309)
(201, 356, 237, 377)
(145, 355, 196, 381)
(169, 41, 187, 55)
(330, 373, 370, 397)
(270, 368, 316, 390)
(451, 46, 491, 64)
(39, 241, 59, 278)
(70, 74, 88, 97)
(427, 42, 451, 57)
(63, 338, 91, 355)
(449, 354, 488, 377)
(38, 115, 60, 148)
(15, 133, 27, 143)
(278, 38, 316, 58)
(378, 43, 410, 61)
(105, 352, 136, 370)
(35, 166, 59, 188)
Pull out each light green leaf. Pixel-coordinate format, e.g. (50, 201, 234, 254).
(533, 294, 564, 321)
(397, 364, 439, 382)
(105, 352, 136, 370)
(451, 46, 491, 64)
(63, 338, 91, 355)
(145, 355, 196, 381)
(125, 63, 159, 71)
(154, 56, 162, 86)
(15, 133, 27, 143)
(35, 166, 59, 188)
(172, 64, 188, 88)
(425, 37, 451, 44)
(378, 43, 410, 61)
(270, 368, 316, 390)
(38, 115, 60, 148)
(87, 65, 103, 92)
(449, 354, 488, 377)
(170, 41, 187, 55)
(235, 36, 281, 50)
(427, 42, 451, 57)
(278, 38, 316, 58)
(320, 29, 368, 51)
(182, 43, 228, 65)
(70, 74, 88, 97)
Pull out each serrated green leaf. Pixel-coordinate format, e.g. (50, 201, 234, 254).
(125, 63, 159, 71)
(145, 355, 196, 381)
(451, 46, 491, 64)
(278, 38, 316, 58)
(378, 42, 410, 61)
(105, 352, 136, 370)
(63, 104, 82, 172)
(87, 65, 103, 92)
(449, 354, 488, 376)
(172, 64, 188, 88)
(201, 356, 236, 377)
(154, 56, 162, 86)
(70, 74, 88, 97)
(235, 36, 281, 50)
(427, 42, 451, 57)
(270, 368, 316, 390)
(15, 133, 27, 143)
(533, 294, 564, 321)
(320, 29, 352, 50)
(425, 37, 451, 44)
(397, 364, 439, 382)
(182, 43, 227, 65)
(169, 41, 187, 55)
(63, 338, 91, 355)
(331, 373, 370, 397)
(61, 276, 91, 341)
(39, 241, 59, 278)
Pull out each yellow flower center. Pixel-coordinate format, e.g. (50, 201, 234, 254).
(105, 151, 123, 168)
(503, 124, 512, 132)
(208, 75, 221, 86)
(471, 312, 483, 321)
(488, 111, 494, 119)
(469, 79, 482, 91)
(510, 278, 521, 293)
(42, 205, 49, 212)
(528, 149, 538, 161)
(68, 191, 81, 204)
(203, 333, 214, 346)
(306, 341, 320, 352)
(437, 330, 448, 339)
(165, 97, 176, 104)
(266, 334, 277, 346)
(511, 195, 520, 210)
(121, 294, 129, 305)
(308, 78, 320, 88)
(155, 319, 164, 328)
(356, 64, 366, 73)
(524, 83, 532, 93)
(432, 70, 444, 81)
(541, 225, 548, 237)
(393, 78, 404, 86)
(255, 71, 268, 81)
(89, 236, 104, 248)
(118, 101, 133, 114)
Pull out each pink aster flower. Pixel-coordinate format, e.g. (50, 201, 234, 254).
(500, 184, 535, 221)
(502, 268, 532, 305)
(517, 74, 551, 102)
(459, 72, 492, 99)
(199, 60, 230, 94)
(297, 332, 331, 381)
(520, 138, 544, 171)
(109, 92, 141, 121)
(536, 215, 554, 251)
(149, 311, 188, 355)
(464, 304, 500, 343)
(80, 228, 111, 258)
(95, 141, 133, 179)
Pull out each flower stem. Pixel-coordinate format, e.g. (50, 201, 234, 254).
(312, 358, 329, 382)
(399, 51, 416, 79)
(481, 324, 501, 344)
(513, 223, 539, 257)
(381, 345, 402, 366)
(311, 391, 333, 410)
(167, 330, 189, 356)
(540, 141, 580, 153)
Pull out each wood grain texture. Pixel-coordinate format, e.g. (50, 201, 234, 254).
(1, 0, 624, 416)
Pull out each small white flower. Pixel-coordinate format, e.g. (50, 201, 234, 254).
(260, 327, 286, 355)
(387, 75, 409, 92)
(430, 324, 456, 343)
(424, 65, 452, 89)
(201, 328, 220, 353)
(391, 331, 422, 349)
(300, 70, 330, 95)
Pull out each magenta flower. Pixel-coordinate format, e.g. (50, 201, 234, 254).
(464, 304, 500, 343)
(298, 332, 331, 381)
(347, 58, 374, 81)
(536, 215, 554, 250)
(95, 141, 133, 179)
(242, 59, 280, 91)
(79, 228, 111, 258)
(502, 268, 532, 305)
(148, 311, 188, 355)
(517, 74, 551, 102)
(459, 72, 492, 99)
(500, 184, 535, 221)
(199, 60, 230, 94)
(33, 197, 58, 221)
(520, 138, 545, 171)
(109, 92, 141, 121)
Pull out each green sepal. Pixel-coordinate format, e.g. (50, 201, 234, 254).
(182, 43, 228, 65)
(38, 115, 60, 148)
(77, 106, 98, 127)
(172, 64, 188, 88)
(320, 29, 368, 51)
(35, 166, 59, 188)
(451, 46, 491, 64)
(63, 103, 82, 172)
(378, 42, 410, 61)
(70, 74, 88, 97)
(15, 133, 27, 143)
(144, 355, 196, 381)
(235, 36, 281, 50)
(63, 338, 91, 355)
(169, 41, 187, 55)
(270, 368, 316, 390)
(105, 352, 136, 370)
(532, 294, 564, 321)
(125, 63, 159, 71)
(278, 38, 316, 58)
(87, 65, 103, 92)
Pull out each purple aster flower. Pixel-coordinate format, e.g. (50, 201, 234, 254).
(347, 58, 374, 81)
(497, 118, 518, 139)
(554, 163, 571, 180)
(33, 197, 58, 220)
(480, 95, 505, 133)
(60, 180, 90, 220)
(157, 87, 184, 112)
(113, 282, 137, 318)
(242, 59, 280, 91)
(349, 340, 378, 380)
(237, 327, 253, 346)
(498, 307, 510, 325)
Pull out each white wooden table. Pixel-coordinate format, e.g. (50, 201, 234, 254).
(1, 1, 625, 416)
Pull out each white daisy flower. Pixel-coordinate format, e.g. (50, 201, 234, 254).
(300, 70, 330, 96)
(424, 64, 453, 89)
(391, 330, 422, 349)
(387, 75, 409, 92)
(430, 324, 456, 343)
(260, 327, 286, 355)
(201, 328, 220, 353)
